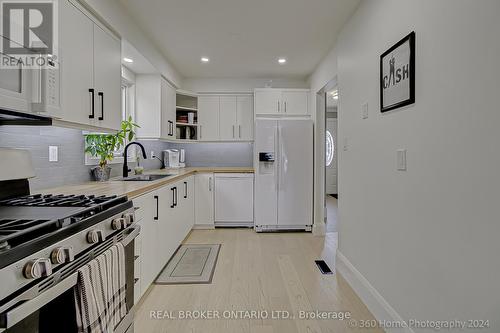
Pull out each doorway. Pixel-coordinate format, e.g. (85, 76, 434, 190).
(325, 86, 338, 233)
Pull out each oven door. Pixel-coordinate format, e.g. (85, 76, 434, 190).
(0, 224, 140, 333)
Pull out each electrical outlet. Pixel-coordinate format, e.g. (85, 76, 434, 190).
(49, 146, 58, 162)
(150, 151, 155, 159)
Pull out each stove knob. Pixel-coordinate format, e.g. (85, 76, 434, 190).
(23, 258, 52, 279)
(51, 247, 74, 264)
(122, 212, 135, 225)
(111, 217, 127, 230)
(87, 229, 104, 244)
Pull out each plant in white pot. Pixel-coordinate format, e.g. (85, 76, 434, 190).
(84, 117, 139, 181)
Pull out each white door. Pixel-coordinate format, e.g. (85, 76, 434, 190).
(282, 91, 308, 115)
(195, 173, 214, 227)
(198, 96, 219, 141)
(219, 96, 237, 140)
(277, 119, 313, 226)
(93, 25, 121, 130)
(59, 0, 94, 126)
(326, 118, 338, 194)
(254, 90, 281, 115)
(237, 95, 254, 141)
(254, 119, 278, 227)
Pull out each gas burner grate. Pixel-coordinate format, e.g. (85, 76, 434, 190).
(0, 218, 58, 252)
(0, 194, 119, 208)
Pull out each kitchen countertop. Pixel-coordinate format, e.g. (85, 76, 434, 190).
(37, 167, 254, 199)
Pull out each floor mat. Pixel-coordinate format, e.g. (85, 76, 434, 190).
(155, 244, 221, 284)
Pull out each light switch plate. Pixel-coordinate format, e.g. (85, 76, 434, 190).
(397, 149, 407, 171)
(343, 137, 349, 151)
(49, 146, 58, 162)
(362, 103, 369, 119)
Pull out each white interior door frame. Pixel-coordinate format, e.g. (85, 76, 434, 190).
(313, 77, 337, 236)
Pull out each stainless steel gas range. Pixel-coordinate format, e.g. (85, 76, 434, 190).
(0, 149, 139, 333)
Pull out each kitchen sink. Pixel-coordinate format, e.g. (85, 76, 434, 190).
(121, 174, 174, 181)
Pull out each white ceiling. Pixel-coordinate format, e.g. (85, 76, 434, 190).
(118, 0, 360, 79)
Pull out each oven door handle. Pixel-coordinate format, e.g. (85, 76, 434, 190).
(0, 272, 78, 331)
(121, 224, 140, 246)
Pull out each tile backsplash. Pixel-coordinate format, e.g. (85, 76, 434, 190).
(0, 126, 253, 191)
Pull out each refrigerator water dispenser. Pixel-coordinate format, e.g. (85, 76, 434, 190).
(259, 152, 275, 174)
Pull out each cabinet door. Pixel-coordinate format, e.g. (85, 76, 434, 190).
(133, 192, 157, 296)
(237, 95, 254, 141)
(198, 96, 219, 141)
(195, 173, 214, 227)
(93, 25, 121, 130)
(159, 184, 178, 265)
(282, 91, 309, 115)
(219, 96, 237, 140)
(161, 78, 176, 139)
(59, 0, 94, 126)
(135, 75, 161, 139)
(254, 90, 281, 115)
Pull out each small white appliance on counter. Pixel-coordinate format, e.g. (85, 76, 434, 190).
(163, 149, 181, 168)
(254, 118, 313, 231)
(179, 148, 186, 167)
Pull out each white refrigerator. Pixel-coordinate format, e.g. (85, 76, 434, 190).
(254, 118, 313, 231)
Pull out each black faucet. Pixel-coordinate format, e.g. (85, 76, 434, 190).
(123, 142, 147, 178)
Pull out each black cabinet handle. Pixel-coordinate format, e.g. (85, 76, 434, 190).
(170, 188, 175, 208)
(174, 187, 178, 207)
(98, 92, 104, 120)
(88, 88, 95, 119)
(154, 195, 159, 220)
(184, 181, 188, 199)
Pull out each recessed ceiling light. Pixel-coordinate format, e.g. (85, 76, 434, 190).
(201, 57, 210, 63)
(278, 58, 287, 64)
(123, 57, 133, 63)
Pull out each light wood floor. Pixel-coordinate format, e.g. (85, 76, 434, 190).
(134, 229, 383, 333)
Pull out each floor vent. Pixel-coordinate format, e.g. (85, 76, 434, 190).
(315, 260, 333, 275)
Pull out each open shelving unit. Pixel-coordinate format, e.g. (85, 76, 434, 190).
(176, 91, 198, 140)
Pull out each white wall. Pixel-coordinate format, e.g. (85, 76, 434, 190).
(331, 0, 500, 330)
(82, 0, 183, 87)
(182, 77, 308, 93)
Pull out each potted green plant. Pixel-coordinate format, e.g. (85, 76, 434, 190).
(84, 116, 139, 181)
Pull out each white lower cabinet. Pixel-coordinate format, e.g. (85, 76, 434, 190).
(132, 176, 195, 302)
(194, 173, 215, 228)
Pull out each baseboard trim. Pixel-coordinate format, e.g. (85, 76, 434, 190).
(336, 251, 414, 333)
(192, 225, 216, 230)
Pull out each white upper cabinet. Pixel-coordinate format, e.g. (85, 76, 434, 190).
(198, 94, 253, 141)
(59, 0, 121, 130)
(59, 0, 94, 126)
(161, 78, 176, 139)
(93, 25, 122, 130)
(219, 96, 237, 140)
(254, 89, 282, 114)
(136, 75, 176, 140)
(282, 90, 309, 115)
(236, 95, 254, 141)
(254, 88, 309, 116)
(198, 95, 220, 141)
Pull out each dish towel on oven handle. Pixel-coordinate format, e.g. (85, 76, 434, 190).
(74, 243, 128, 333)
